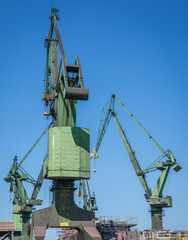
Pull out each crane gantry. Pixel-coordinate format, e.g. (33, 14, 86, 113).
(91, 94, 181, 230)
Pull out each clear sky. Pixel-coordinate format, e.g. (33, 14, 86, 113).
(1, 0, 188, 239)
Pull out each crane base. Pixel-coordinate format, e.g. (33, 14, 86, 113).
(31, 202, 101, 240)
(30, 180, 101, 240)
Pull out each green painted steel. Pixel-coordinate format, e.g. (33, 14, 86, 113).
(150, 208, 163, 230)
(95, 97, 114, 152)
(31, 166, 45, 200)
(4, 155, 43, 238)
(29, 8, 101, 240)
(46, 126, 90, 179)
(112, 112, 151, 199)
(80, 180, 98, 212)
(94, 94, 181, 230)
(114, 95, 167, 156)
(42, 8, 90, 181)
(18, 123, 52, 168)
(5, 7, 100, 240)
(4, 123, 52, 239)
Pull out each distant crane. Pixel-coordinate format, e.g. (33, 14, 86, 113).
(4, 123, 51, 239)
(91, 94, 181, 230)
(78, 180, 98, 212)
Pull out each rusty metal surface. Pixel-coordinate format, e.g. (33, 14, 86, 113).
(83, 227, 102, 240)
(0, 222, 15, 231)
(33, 226, 46, 238)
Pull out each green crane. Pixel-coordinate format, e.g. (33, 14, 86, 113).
(92, 94, 181, 230)
(29, 8, 101, 240)
(4, 123, 51, 240)
(78, 180, 98, 212)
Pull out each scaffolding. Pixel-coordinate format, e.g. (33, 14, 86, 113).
(117, 230, 188, 240)
(56, 228, 78, 240)
(96, 217, 138, 240)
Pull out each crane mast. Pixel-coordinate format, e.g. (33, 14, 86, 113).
(30, 8, 101, 240)
(92, 94, 181, 229)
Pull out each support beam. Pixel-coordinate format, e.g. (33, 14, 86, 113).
(151, 208, 163, 230)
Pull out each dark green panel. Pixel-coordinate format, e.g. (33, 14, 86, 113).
(46, 126, 90, 179)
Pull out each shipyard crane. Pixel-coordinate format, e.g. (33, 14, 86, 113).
(4, 123, 51, 240)
(78, 180, 98, 212)
(91, 94, 181, 230)
(4, 8, 101, 240)
(29, 8, 101, 240)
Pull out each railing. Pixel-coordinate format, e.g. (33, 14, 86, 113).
(117, 230, 188, 240)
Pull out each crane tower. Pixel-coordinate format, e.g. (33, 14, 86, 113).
(29, 8, 101, 240)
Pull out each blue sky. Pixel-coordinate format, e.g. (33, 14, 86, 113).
(1, 0, 188, 238)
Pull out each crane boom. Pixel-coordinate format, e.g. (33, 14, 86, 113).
(111, 111, 151, 199)
(31, 165, 44, 200)
(114, 95, 169, 157)
(95, 97, 114, 152)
